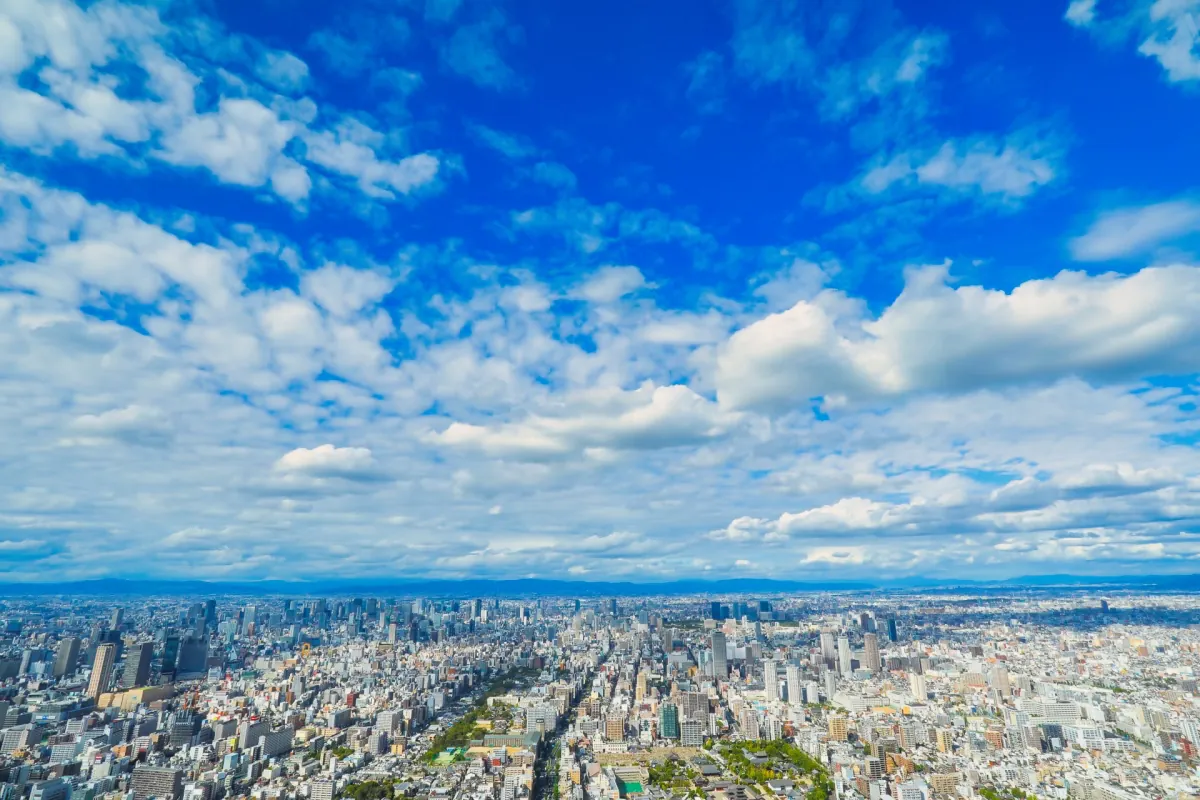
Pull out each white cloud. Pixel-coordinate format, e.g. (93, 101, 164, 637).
(1065, 0, 1098, 26)
(432, 384, 740, 460)
(274, 444, 380, 480)
(0, 0, 446, 208)
(1070, 199, 1200, 260)
(863, 134, 1059, 202)
(303, 119, 441, 199)
(575, 266, 647, 304)
(67, 405, 173, 447)
(1139, 0, 1200, 83)
(256, 50, 309, 92)
(717, 261, 1200, 412)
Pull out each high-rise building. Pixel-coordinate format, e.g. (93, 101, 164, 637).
(837, 635, 852, 675)
(658, 703, 679, 739)
(109, 608, 124, 630)
(886, 618, 898, 642)
(711, 632, 728, 678)
(786, 664, 803, 705)
(87, 643, 116, 699)
(936, 728, 954, 753)
(122, 642, 153, 688)
(162, 635, 180, 673)
(53, 638, 79, 679)
(863, 633, 881, 672)
(609, 599, 618, 616)
(820, 630, 836, 668)
(176, 637, 208, 675)
(763, 659, 779, 701)
(710, 601, 722, 620)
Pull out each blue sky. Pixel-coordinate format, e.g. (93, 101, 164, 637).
(1, 0, 1199, 582)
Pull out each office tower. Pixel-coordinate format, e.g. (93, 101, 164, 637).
(88, 643, 116, 699)
(110, 608, 124, 630)
(820, 630, 836, 668)
(387, 623, 398, 644)
(162, 635, 180, 673)
(658, 702, 680, 739)
(1100, 599, 1109, 613)
(837, 635, 852, 675)
(859, 612, 871, 630)
(574, 599, 581, 613)
(786, 664, 803, 704)
(204, 600, 217, 626)
(711, 631, 728, 678)
(910, 673, 927, 700)
(824, 669, 836, 700)
(886, 618, 898, 642)
(53, 637, 80, 679)
(763, 659, 779, 701)
(122, 642, 153, 688)
(710, 601, 722, 620)
(863, 633, 881, 672)
(609, 599, 618, 615)
(176, 637, 208, 675)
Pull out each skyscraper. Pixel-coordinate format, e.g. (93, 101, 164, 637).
(863, 633, 881, 672)
(710, 601, 722, 620)
(820, 630, 836, 668)
(786, 664, 803, 705)
(88, 643, 116, 699)
(886, 617, 899, 642)
(109, 608, 124, 630)
(763, 659, 779, 701)
(837, 635, 852, 675)
(711, 631, 728, 678)
(53, 637, 80, 679)
(122, 641, 153, 688)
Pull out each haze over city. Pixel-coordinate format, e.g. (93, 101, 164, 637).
(2, 0, 1199, 584)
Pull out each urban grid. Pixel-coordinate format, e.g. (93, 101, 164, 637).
(0, 592, 1196, 800)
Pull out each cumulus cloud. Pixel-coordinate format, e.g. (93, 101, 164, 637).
(0, 0, 442, 207)
(432, 384, 740, 461)
(273, 444, 381, 481)
(716, 262, 1200, 412)
(575, 266, 647, 304)
(66, 405, 173, 448)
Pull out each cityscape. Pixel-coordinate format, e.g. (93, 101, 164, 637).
(1, 0, 1199, 799)
(1, 589, 1199, 800)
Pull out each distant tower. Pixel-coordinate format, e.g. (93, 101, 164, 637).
(763, 659, 780, 701)
(88, 643, 117, 699)
(711, 631, 728, 678)
(837, 635, 852, 675)
(110, 608, 124, 630)
(53, 638, 80, 679)
(863, 633, 881, 672)
(122, 642, 153, 688)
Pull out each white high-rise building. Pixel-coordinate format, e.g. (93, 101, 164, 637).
(786, 665, 803, 705)
(837, 635, 852, 675)
(763, 659, 779, 701)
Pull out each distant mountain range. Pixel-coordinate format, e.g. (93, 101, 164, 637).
(2, 573, 1200, 597)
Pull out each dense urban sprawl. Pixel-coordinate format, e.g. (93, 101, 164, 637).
(0, 592, 1197, 800)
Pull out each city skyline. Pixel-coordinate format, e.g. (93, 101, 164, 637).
(2, 0, 1200, 581)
